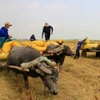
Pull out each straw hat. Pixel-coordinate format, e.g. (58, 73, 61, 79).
(5, 22, 12, 26)
(56, 38, 63, 44)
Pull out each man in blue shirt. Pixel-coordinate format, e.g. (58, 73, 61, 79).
(74, 38, 86, 59)
(41, 23, 53, 41)
(30, 34, 36, 41)
(0, 22, 12, 53)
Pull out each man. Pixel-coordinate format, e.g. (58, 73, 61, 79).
(0, 22, 12, 53)
(74, 38, 86, 59)
(41, 23, 53, 41)
(30, 34, 36, 41)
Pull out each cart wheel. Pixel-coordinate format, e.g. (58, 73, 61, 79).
(81, 50, 87, 57)
(96, 52, 100, 58)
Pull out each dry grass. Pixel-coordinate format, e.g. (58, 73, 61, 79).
(0, 40, 100, 100)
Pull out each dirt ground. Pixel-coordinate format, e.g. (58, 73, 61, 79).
(0, 42, 100, 100)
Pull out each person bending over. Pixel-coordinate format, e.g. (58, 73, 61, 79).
(41, 23, 53, 41)
(30, 34, 36, 41)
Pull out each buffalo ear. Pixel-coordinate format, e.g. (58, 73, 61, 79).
(35, 69, 44, 76)
(38, 63, 52, 74)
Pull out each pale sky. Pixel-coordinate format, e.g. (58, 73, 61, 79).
(0, 0, 100, 40)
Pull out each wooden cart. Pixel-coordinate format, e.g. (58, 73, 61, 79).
(81, 48, 100, 57)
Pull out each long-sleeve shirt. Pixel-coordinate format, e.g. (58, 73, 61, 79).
(76, 38, 86, 50)
(0, 26, 9, 40)
(42, 25, 53, 36)
(30, 35, 36, 40)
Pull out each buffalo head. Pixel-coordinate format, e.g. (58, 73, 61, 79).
(45, 44, 74, 56)
(63, 45, 75, 56)
(39, 62, 58, 95)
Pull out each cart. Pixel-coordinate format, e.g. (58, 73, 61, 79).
(81, 48, 100, 57)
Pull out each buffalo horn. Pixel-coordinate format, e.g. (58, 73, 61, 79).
(35, 69, 44, 76)
(38, 63, 52, 74)
(9, 65, 29, 72)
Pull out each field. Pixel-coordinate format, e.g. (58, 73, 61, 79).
(0, 40, 100, 100)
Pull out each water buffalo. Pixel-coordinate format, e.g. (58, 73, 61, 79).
(2, 46, 58, 95)
(44, 44, 74, 70)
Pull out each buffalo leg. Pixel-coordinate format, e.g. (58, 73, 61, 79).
(23, 73, 29, 89)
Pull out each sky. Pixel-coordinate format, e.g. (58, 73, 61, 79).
(0, 0, 100, 40)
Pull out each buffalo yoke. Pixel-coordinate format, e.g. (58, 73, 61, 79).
(47, 45, 64, 54)
(43, 45, 64, 57)
(20, 56, 57, 70)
